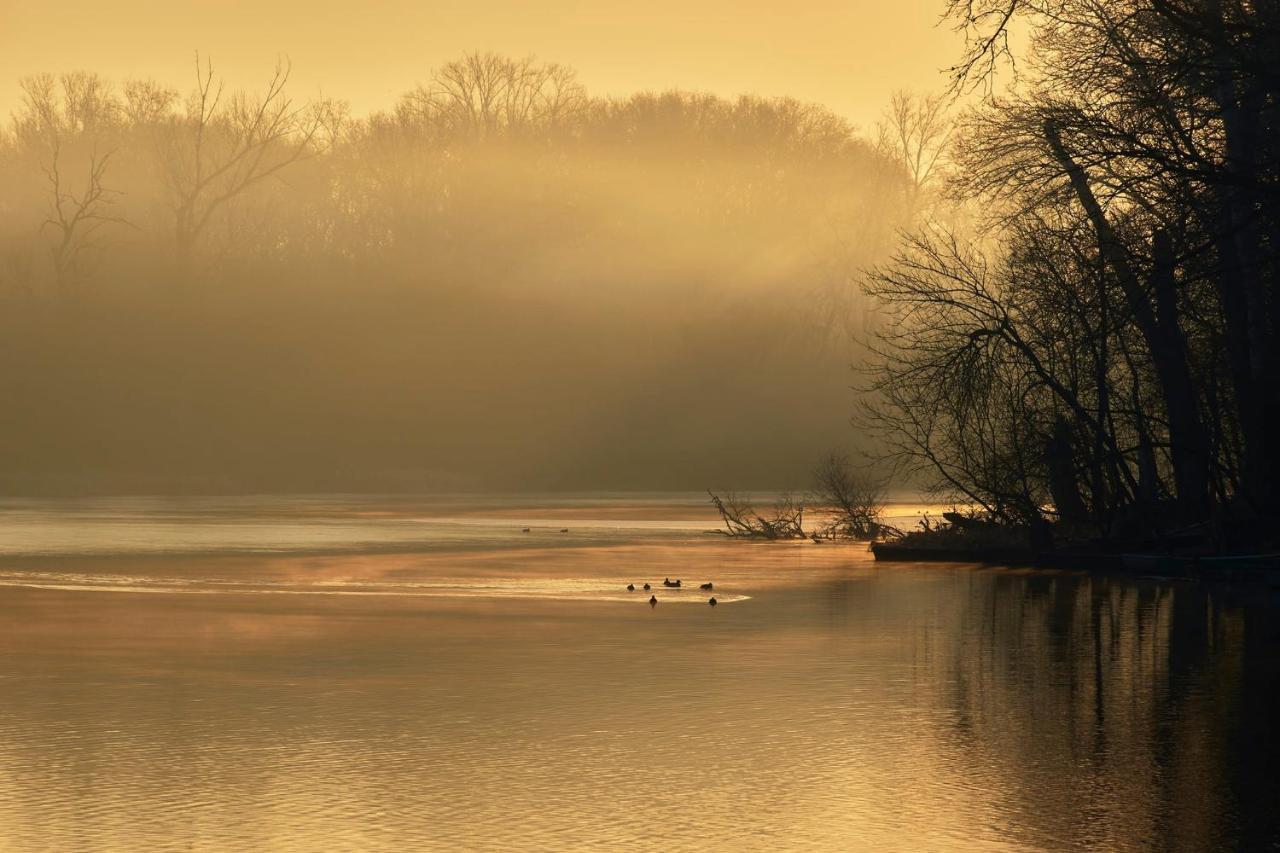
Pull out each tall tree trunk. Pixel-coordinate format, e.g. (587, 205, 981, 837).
(1045, 415, 1089, 523)
(1188, 0, 1275, 514)
(1045, 121, 1211, 517)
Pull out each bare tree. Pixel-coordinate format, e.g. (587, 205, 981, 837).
(122, 79, 178, 128)
(862, 224, 1143, 530)
(397, 53, 587, 140)
(708, 490, 808, 539)
(810, 453, 891, 539)
(158, 55, 328, 263)
(941, 0, 1280, 520)
(40, 144, 127, 289)
(943, 0, 1022, 92)
(10, 73, 128, 290)
(876, 90, 951, 211)
(13, 72, 121, 145)
(13, 73, 61, 145)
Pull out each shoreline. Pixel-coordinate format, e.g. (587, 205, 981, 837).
(871, 541, 1280, 582)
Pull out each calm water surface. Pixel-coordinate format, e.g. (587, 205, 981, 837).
(0, 496, 1277, 851)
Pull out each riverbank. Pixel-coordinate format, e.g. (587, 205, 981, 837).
(871, 539, 1280, 582)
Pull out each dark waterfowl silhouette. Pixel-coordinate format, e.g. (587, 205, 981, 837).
(663, 578, 681, 587)
(700, 582, 713, 590)
(643, 583, 651, 591)
(708, 597, 718, 606)
(649, 595, 658, 607)
(627, 584, 635, 591)
(559, 528, 569, 533)
(522, 527, 531, 533)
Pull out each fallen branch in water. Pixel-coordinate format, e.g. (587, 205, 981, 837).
(709, 453, 903, 542)
(707, 490, 808, 539)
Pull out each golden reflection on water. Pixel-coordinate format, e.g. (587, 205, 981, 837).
(0, 540, 1276, 851)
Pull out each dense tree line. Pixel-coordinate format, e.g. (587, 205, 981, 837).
(0, 54, 917, 494)
(867, 0, 1278, 548)
(0, 54, 906, 290)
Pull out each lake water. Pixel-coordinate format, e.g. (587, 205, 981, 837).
(0, 495, 1277, 851)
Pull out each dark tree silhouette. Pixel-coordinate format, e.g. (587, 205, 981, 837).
(866, 0, 1280, 548)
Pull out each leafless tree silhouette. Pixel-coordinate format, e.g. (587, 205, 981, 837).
(876, 90, 951, 208)
(40, 144, 128, 289)
(158, 55, 329, 263)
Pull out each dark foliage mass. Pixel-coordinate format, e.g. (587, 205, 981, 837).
(0, 54, 917, 494)
(867, 0, 1280, 549)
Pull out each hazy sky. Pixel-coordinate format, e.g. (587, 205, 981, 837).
(0, 1, 962, 130)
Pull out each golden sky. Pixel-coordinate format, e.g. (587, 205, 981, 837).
(0, 0, 961, 129)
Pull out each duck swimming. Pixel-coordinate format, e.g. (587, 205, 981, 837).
(649, 595, 658, 606)
(643, 583, 651, 591)
(708, 597, 718, 606)
(627, 584, 635, 591)
(700, 582, 713, 590)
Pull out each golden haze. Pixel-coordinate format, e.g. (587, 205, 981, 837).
(0, 0, 961, 128)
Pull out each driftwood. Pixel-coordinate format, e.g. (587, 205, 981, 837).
(707, 491, 808, 539)
(709, 454, 902, 541)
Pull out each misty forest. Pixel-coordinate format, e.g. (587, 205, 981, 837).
(3, 0, 1278, 556)
(0, 53, 925, 495)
